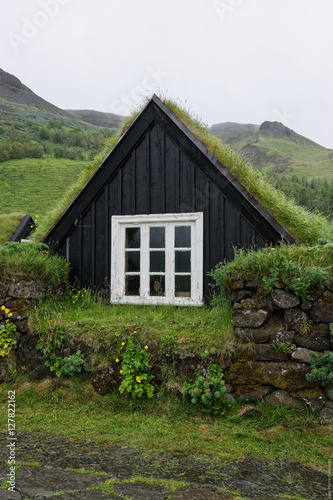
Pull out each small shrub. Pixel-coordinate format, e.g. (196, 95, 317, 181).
(61, 351, 90, 377)
(182, 373, 228, 415)
(305, 351, 333, 395)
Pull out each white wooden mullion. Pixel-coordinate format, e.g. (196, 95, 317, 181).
(140, 224, 149, 299)
(165, 224, 174, 301)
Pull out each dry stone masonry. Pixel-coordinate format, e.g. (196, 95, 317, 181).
(224, 280, 333, 421)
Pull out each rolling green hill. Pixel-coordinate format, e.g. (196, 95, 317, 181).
(0, 157, 86, 217)
(210, 120, 333, 181)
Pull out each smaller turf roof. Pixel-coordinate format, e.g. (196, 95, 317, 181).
(33, 95, 333, 246)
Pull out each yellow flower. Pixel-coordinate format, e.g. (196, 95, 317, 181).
(5, 308, 10, 314)
(145, 346, 148, 350)
(136, 376, 142, 383)
(9, 313, 12, 317)
(121, 342, 125, 345)
(116, 358, 119, 363)
(120, 370, 123, 374)
(1, 306, 5, 311)
(271, 247, 275, 251)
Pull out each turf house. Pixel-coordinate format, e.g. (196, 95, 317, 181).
(43, 95, 294, 306)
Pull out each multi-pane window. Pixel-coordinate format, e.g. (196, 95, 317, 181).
(111, 213, 203, 306)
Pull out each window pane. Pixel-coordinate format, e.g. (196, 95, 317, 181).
(175, 275, 191, 297)
(150, 227, 165, 248)
(175, 226, 191, 248)
(126, 227, 140, 248)
(150, 251, 165, 272)
(126, 251, 140, 272)
(125, 275, 140, 296)
(150, 275, 165, 296)
(175, 250, 191, 273)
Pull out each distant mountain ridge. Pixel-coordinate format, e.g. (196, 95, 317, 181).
(65, 109, 124, 129)
(0, 68, 71, 117)
(209, 120, 333, 181)
(0, 68, 124, 129)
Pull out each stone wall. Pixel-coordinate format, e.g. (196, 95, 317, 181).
(1, 279, 332, 421)
(0, 280, 66, 381)
(222, 280, 333, 421)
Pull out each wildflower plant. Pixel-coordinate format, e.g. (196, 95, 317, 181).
(118, 337, 154, 399)
(0, 306, 17, 357)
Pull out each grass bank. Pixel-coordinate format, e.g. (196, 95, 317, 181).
(0, 378, 331, 470)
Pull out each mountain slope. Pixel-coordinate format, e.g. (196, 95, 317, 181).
(210, 120, 333, 181)
(0, 68, 71, 117)
(66, 109, 125, 129)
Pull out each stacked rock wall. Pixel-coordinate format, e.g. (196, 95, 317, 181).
(0, 281, 66, 381)
(223, 280, 333, 420)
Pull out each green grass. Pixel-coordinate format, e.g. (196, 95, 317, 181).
(0, 379, 331, 469)
(0, 212, 25, 246)
(30, 290, 234, 357)
(256, 137, 333, 181)
(0, 242, 70, 287)
(212, 240, 333, 296)
(0, 158, 86, 217)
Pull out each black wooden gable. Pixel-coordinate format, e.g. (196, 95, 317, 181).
(44, 95, 293, 296)
(10, 215, 35, 242)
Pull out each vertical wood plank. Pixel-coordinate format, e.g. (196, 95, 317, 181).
(179, 151, 195, 212)
(121, 154, 134, 214)
(165, 134, 179, 213)
(135, 134, 150, 214)
(150, 124, 165, 213)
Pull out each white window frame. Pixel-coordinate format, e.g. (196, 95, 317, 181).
(111, 212, 203, 306)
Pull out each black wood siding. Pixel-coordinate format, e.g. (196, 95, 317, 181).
(61, 122, 273, 296)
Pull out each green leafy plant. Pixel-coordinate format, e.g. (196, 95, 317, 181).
(200, 347, 217, 359)
(208, 363, 224, 381)
(305, 351, 333, 395)
(61, 350, 90, 377)
(118, 337, 155, 399)
(271, 342, 291, 354)
(305, 324, 333, 395)
(182, 374, 228, 415)
(36, 327, 90, 378)
(0, 320, 16, 357)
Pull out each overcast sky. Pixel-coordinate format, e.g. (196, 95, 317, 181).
(1, 0, 332, 148)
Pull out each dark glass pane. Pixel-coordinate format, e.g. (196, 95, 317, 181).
(150, 227, 165, 248)
(175, 226, 191, 248)
(149, 275, 165, 297)
(175, 251, 191, 272)
(125, 251, 140, 272)
(125, 275, 140, 296)
(175, 275, 191, 297)
(150, 251, 165, 272)
(126, 227, 140, 248)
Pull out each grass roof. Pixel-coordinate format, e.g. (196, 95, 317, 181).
(32, 97, 333, 246)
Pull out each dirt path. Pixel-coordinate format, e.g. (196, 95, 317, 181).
(0, 432, 329, 499)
